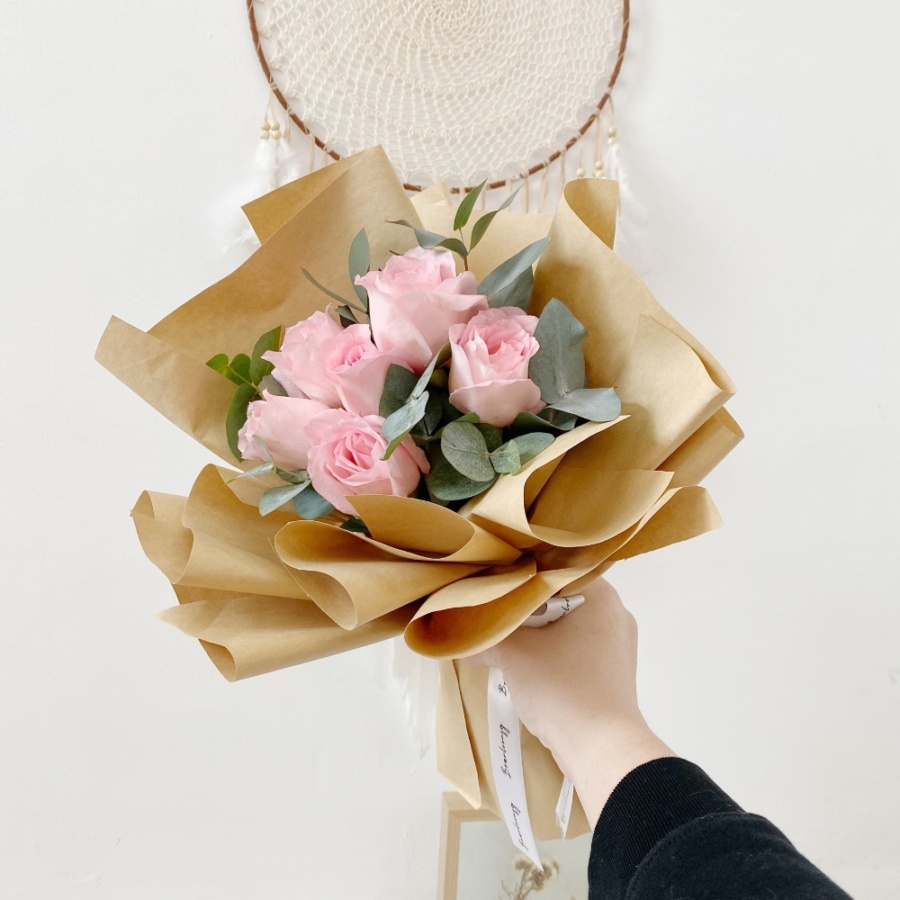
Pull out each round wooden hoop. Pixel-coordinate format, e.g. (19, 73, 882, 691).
(247, 0, 630, 193)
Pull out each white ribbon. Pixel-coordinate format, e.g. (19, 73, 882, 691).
(487, 594, 584, 867)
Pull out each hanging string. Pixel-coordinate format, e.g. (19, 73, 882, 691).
(540, 163, 549, 213)
(594, 111, 606, 178)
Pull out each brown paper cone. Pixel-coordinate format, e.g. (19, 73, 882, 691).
(159, 590, 414, 681)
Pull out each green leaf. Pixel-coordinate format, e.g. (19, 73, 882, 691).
(548, 386, 621, 421)
(453, 181, 486, 232)
(226, 383, 259, 461)
(475, 423, 503, 452)
(259, 481, 308, 516)
(230, 354, 252, 384)
(293, 484, 335, 519)
(337, 305, 359, 326)
(540, 408, 578, 430)
(530, 298, 587, 404)
(250, 325, 282, 384)
(387, 219, 469, 258)
(440, 421, 496, 482)
(428, 460, 497, 501)
(488, 266, 533, 311)
(379, 364, 418, 418)
(469, 186, 520, 249)
(489, 440, 521, 474)
(423, 392, 444, 435)
(478, 237, 550, 298)
(206, 353, 230, 376)
(230, 462, 275, 480)
(388, 219, 450, 250)
(413, 344, 451, 398)
(302, 268, 365, 312)
(273, 467, 308, 485)
(348, 229, 371, 306)
(382, 392, 429, 458)
(508, 431, 555, 463)
(434, 237, 469, 257)
(340, 516, 368, 533)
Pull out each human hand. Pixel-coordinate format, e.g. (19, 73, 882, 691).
(466, 576, 673, 826)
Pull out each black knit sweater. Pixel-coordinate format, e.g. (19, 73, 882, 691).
(588, 758, 852, 899)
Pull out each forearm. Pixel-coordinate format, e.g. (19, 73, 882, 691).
(588, 758, 853, 900)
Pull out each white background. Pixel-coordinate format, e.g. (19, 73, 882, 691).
(2, 1, 899, 897)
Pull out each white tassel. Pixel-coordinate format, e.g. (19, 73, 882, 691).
(277, 115, 303, 185)
(255, 118, 279, 193)
(217, 99, 301, 254)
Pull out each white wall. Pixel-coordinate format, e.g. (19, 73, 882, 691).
(2, 1, 898, 897)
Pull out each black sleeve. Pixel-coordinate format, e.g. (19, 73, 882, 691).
(587, 757, 853, 900)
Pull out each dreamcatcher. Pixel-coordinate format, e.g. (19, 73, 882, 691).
(246, 0, 631, 211)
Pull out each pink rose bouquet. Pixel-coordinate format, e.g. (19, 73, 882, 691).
(97, 146, 739, 843)
(206, 182, 621, 527)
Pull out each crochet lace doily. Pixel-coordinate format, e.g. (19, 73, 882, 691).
(250, 0, 626, 188)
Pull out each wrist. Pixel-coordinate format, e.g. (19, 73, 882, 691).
(554, 717, 675, 828)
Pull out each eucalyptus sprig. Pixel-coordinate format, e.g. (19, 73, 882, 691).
(206, 324, 283, 460)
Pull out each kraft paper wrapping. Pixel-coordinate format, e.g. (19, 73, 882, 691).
(96, 146, 742, 839)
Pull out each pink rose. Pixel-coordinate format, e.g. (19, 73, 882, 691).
(448, 307, 544, 427)
(325, 324, 408, 416)
(306, 409, 430, 514)
(237, 392, 330, 471)
(357, 247, 488, 373)
(263, 310, 343, 405)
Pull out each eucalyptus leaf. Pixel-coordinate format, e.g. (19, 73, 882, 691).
(434, 237, 468, 258)
(423, 391, 444, 435)
(539, 408, 579, 430)
(380, 364, 418, 418)
(511, 410, 576, 434)
(488, 265, 533, 311)
(453, 180, 486, 232)
(259, 481, 308, 516)
(478, 236, 550, 298)
(489, 440, 521, 474)
(273, 467, 308, 485)
(206, 353, 230, 376)
(250, 325, 282, 384)
(428, 461, 497, 501)
(303, 268, 364, 312)
(388, 219, 449, 251)
(440, 421, 496, 482)
(293, 484, 335, 519)
(231, 354, 252, 383)
(230, 462, 275, 480)
(226, 383, 259, 461)
(382, 392, 430, 458)
(340, 516, 368, 533)
(508, 431, 555, 463)
(530, 298, 587, 404)
(549, 386, 621, 422)
(470, 186, 520, 250)
(413, 344, 451, 398)
(475, 423, 503, 452)
(348, 229, 371, 306)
